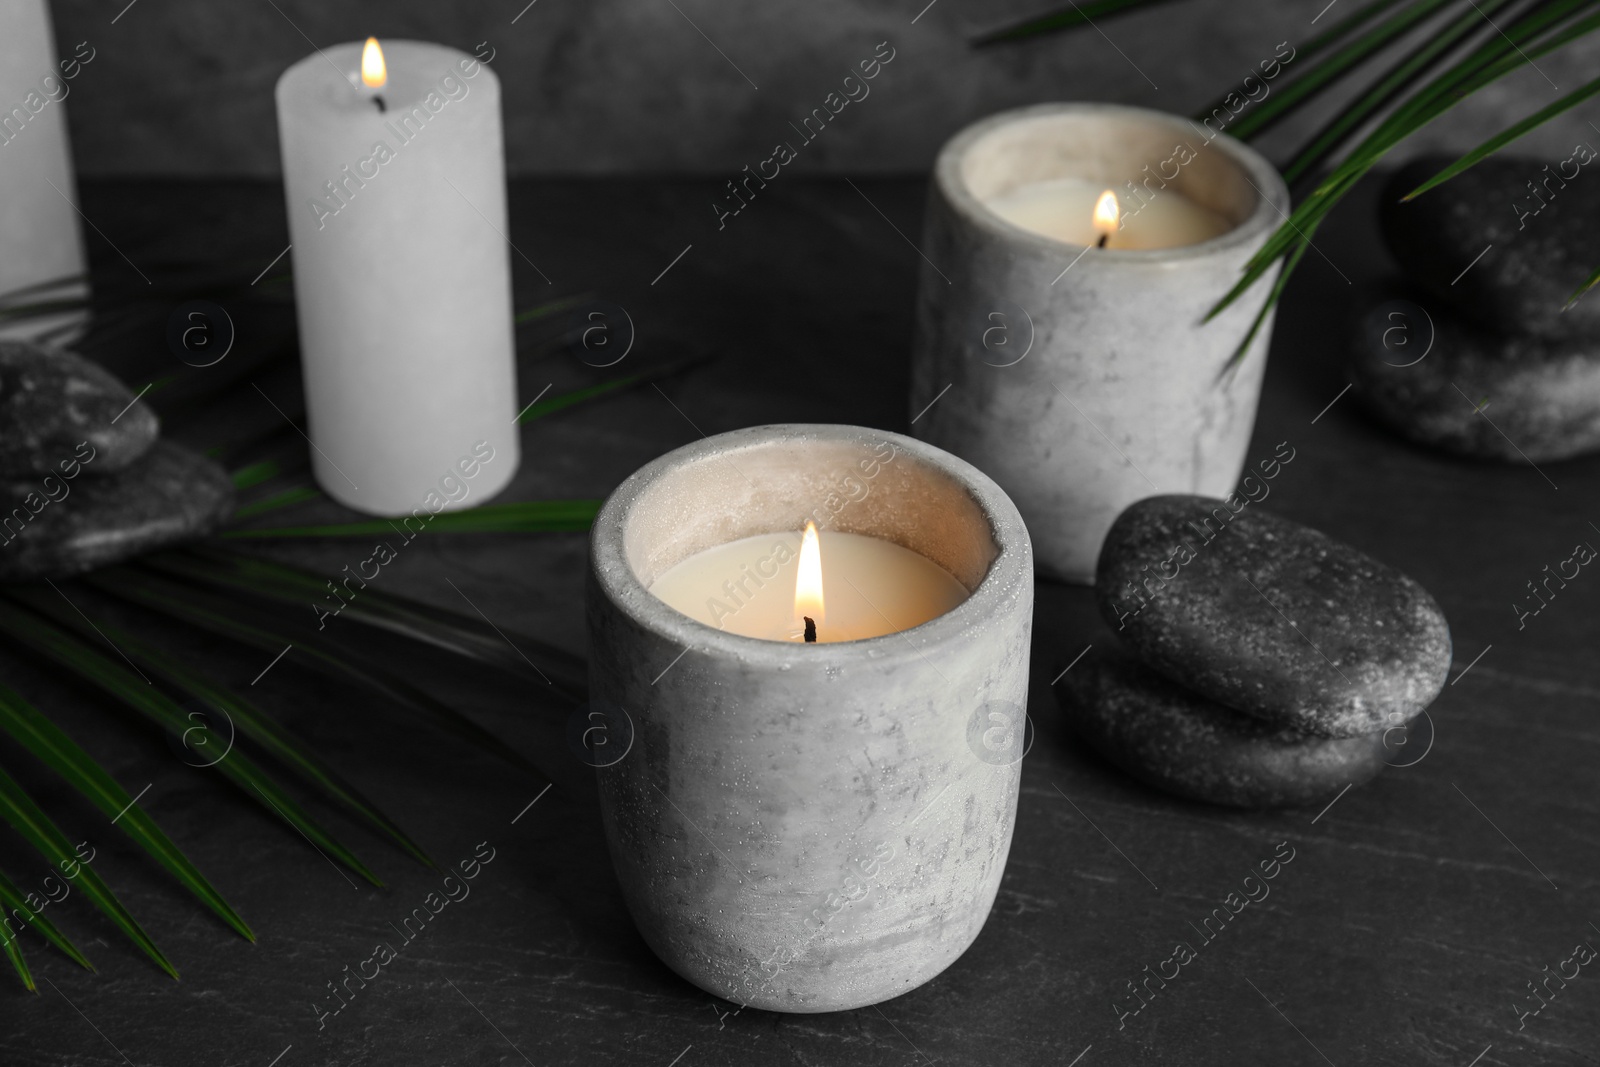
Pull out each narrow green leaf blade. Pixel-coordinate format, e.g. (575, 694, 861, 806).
(0, 680, 255, 940)
(84, 569, 547, 777)
(232, 485, 322, 521)
(0, 616, 433, 872)
(0, 922, 33, 991)
(1282, 0, 1522, 184)
(231, 460, 281, 491)
(0, 761, 177, 979)
(0, 599, 383, 889)
(1219, 0, 1459, 142)
(518, 352, 715, 424)
(1403, 72, 1600, 199)
(148, 547, 587, 695)
(0, 865, 94, 972)
(514, 293, 590, 325)
(1566, 263, 1600, 309)
(221, 499, 600, 538)
(971, 0, 1179, 44)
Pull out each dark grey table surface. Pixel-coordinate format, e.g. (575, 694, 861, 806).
(1, 175, 1596, 1067)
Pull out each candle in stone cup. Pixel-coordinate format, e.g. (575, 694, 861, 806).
(587, 424, 1033, 1012)
(910, 103, 1290, 583)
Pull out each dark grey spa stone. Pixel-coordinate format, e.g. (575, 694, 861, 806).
(1381, 154, 1600, 340)
(1095, 495, 1451, 738)
(0, 342, 159, 477)
(1351, 296, 1600, 462)
(0, 441, 234, 581)
(1059, 655, 1388, 809)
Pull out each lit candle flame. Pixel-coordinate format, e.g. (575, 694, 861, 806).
(1093, 190, 1119, 243)
(794, 521, 825, 630)
(361, 37, 387, 89)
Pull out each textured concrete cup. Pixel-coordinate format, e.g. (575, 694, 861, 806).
(910, 103, 1290, 583)
(587, 424, 1033, 1012)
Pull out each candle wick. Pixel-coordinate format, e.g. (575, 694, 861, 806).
(373, 95, 387, 113)
(803, 617, 817, 643)
(1096, 233, 1108, 249)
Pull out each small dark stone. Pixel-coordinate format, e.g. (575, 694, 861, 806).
(1350, 295, 1600, 461)
(1096, 495, 1451, 738)
(1381, 154, 1600, 340)
(0, 442, 234, 581)
(0, 342, 160, 478)
(1059, 655, 1388, 809)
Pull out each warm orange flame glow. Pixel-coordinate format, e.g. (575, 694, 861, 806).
(794, 521, 825, 626)
(1093, 190, 1120, 237)
(361, 37, 387, 89)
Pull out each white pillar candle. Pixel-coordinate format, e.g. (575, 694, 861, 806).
(985, 176, 1232, 249)
(649, 524, 970, 642)
(0, 0, 88, 344)
(275, 38, 519, 515)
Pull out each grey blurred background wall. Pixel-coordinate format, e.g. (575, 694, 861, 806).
(43, 0, 1600, 177)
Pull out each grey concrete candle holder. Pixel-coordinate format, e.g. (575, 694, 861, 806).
(910, 103, 1291, 583)
(587, 424, 1033, 1012)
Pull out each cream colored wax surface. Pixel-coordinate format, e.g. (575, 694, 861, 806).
(985, 176, 1231, 249)
(648, 530, 969, 642)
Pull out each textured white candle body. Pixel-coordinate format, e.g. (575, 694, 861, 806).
(275, 40, 519, 515)
(649, 529, 970, 642)
(0, 0, 88, 343)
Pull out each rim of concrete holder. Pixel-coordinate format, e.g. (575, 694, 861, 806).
(936, 101, 1287, 265)
(591, 423, 1032, 664)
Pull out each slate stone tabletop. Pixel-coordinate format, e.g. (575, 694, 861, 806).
(1, 175, 1595, 1067)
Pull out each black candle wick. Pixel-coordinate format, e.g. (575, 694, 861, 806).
(803, 617, 817, 643)
(1096, 232, 1109, 249)
(373, 94, 387, 113)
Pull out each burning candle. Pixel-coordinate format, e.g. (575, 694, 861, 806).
(587, 424, 1033, 1011)
(985, 179, 1231, 250)
(910, 102, 1290, 582)
(274, 37, 520, 515)
(647, 520, 970, 643)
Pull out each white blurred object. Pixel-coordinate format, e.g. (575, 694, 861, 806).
(0, 0, 89, 345)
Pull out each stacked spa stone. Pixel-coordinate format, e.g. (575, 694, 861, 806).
(1350, 154, 1600, 460)
(0, 342, 234, 581)
(1059, 495, 1451, 808)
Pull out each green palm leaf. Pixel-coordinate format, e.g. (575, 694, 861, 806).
(0, 917, 32, 991)
(1218, 0, 1459, 142)
(1567, 263, 1600, 308)
(232, 485, 322, 520)
(0, 599, 383, 889)
(0, 681, 253, 942)
(515, 293, 589, 325)
(1281, 0, 1521, 184)
(0, 760, 177, 979)
(147, 548, 586, 696)
(222, 499, 600, 539)
(84, 568, 547, 777)
(0, 865, 94, 978)
(513, 353, 712, 424)
(1210, 3, 1600, 326)
(230, 461, 283, 491)
(972, 0, 1183, 44)
(0, 593, 433, 870)
(1402, 72, 1600, 199)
